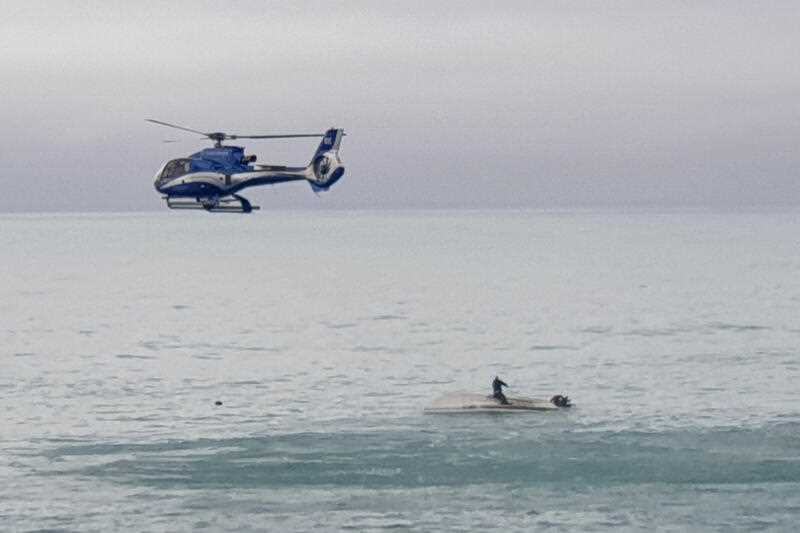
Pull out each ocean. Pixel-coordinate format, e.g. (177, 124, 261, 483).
(2, 209, 799, 531)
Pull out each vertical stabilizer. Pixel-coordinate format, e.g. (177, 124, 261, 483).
(308, 128, 345, 191)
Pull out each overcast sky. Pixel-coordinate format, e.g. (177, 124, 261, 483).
(1, 1, 798, 211)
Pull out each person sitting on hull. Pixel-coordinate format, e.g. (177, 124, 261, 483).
(492, 376, 509, 405)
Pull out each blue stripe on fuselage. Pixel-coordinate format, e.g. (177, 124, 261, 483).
(157, 176, 305, 197)
(157, 181, 225, 197)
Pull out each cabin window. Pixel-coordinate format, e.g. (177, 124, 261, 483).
(160, 159, 192, 180)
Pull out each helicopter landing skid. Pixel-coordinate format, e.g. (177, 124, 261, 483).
(164, 194, 259, 213)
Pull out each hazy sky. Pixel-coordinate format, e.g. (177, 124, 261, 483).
(1, 1, 798, 211)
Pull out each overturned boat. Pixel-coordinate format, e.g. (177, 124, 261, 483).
(424, 392, 572, 413)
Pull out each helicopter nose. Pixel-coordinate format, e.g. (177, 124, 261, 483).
(154, 173, 168, 193)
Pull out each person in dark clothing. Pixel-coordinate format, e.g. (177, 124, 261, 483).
(492, 376, 509, 405)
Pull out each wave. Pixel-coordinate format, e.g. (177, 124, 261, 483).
(42, 421, 800, 490)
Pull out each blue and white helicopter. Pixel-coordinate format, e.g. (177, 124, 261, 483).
(147, 119, 345, 213)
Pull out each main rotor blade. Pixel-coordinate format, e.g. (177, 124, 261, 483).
(146, 119, 209, 137)
(228, 134, 325, 140)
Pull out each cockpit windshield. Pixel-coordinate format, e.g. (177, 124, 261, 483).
(159, 159, 192, 181)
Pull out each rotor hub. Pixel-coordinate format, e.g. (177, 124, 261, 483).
(208, 132, 227, 147)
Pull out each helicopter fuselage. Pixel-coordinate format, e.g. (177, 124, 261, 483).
(154, 146, 312, 198)
(152, 128, 345, 213)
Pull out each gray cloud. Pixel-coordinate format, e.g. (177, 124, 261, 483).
(1, 1, 798, 211)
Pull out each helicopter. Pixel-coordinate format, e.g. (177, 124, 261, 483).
(147, 119, 345, 213)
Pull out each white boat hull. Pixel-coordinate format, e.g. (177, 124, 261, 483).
(424, 392, 564, 413)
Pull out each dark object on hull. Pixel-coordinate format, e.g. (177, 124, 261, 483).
(550, 394, 571, 407)
(492, 376, 509, 405)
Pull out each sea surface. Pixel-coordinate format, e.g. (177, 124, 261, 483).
(2, 209, 799, 531)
